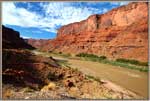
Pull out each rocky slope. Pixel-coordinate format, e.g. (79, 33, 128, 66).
(27, 2, 148, 62)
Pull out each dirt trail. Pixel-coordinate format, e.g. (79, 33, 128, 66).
(32, 50, 148, 98)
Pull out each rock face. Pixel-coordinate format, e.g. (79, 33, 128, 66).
(2, 26, 43, 89)
(27, 2, 148, 62)
(2, 25, 34, 49)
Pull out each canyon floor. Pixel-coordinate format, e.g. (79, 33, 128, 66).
(32, 50, 148, 99)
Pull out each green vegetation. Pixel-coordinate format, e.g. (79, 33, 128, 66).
(76, 53, 148, 72)
(76, 53, 107, 61)
(102, 60, 148, 72)
(116, 58, 148, 66)
(76, 53, 99, 58)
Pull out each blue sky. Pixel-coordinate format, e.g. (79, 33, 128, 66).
(2, 1, 129, 39)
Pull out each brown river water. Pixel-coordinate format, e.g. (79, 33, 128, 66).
(67, 59, 148, 98)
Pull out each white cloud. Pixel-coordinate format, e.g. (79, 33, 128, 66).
(2, 2, 55, 32)
(2, 2, 101, 33)
(40, 2, 106, 27)
(2, 2, 124, 33)
(110, 1, 129, 6)
(119, 2, 130, 6)
(102, 8, 108, 13)
(21, 35, 31, 39)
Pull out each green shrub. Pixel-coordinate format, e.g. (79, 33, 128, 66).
(76, 53, 106, 60)
(116, 58, 137, 64)
(76, 53, 98, 58)
(116, 58, 148, 66)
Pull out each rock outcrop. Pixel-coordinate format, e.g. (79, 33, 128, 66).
(2, 26, 44, 89)
(27, 2, 148, 62)
(2, 25, 34, 49)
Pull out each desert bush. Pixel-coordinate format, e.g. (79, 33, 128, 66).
(76, 53, 98, 58)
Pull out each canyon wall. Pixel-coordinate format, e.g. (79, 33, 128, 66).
(27, 2, 148, 62)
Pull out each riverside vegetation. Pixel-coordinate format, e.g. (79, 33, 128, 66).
(76, 53, 148, 72)
(46, 51, 148, 72)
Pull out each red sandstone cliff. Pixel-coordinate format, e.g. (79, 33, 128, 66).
(27, 2, 148, 62)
